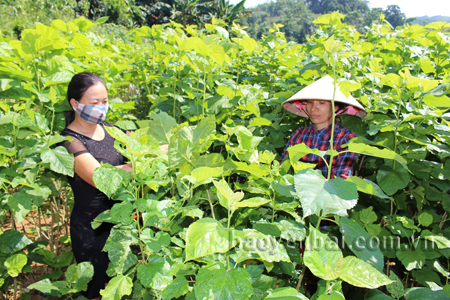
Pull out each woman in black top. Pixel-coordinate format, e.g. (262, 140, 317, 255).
(61, 73, 158, 299)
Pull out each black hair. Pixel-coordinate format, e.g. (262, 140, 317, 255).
(63, 72, 106, 127)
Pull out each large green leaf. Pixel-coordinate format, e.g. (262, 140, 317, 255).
(339, 217, 384, 272)
(103, 228, 139, 275)
(65, 262, 94, 292)
(396, 249, 425, 271)
(161, 277, 189, 300)
(194, 267, 253, 300)
(93, 165, 131, 198)
(40, 146, 74, 176)
(304, 226, 343, 281)
(293, 169, 358, 218)
(376, 164, 410, 196)
(27, 279, 61, 297)
(235, 229, 291, 263)
(192, 115, 215, 151)
(100, 275, 133, 300)
(339, 256, 392, 289)
(8, 191, 32, 224)
(169, 138, 193, 169)
(346, 140, 407, 169)
(146, 112, 177, 144)
(288, 142, 323, 163)
(345, 176, 390, 199)
(190, 166, 223, 186)
(0, 229, 32, 254)
(137, 255, 172, 290)
(5, 252, 27, 277)
(185, 218, 239, 261)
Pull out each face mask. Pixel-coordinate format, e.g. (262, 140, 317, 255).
(73, 101, 108, 124)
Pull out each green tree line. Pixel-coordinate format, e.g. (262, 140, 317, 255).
(238, 0, 414, 43)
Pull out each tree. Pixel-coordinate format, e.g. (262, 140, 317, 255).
(383, 4, 406, 28)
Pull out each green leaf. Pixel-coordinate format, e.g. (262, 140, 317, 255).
(65, 262, 94, 292)
(137, 255, 172, 290)
(213, 179, 244, 210)
(93, 165, 130, 198)
(346, 177, 390, 199)
(110, 202, 134, 225)
(0, 229, 32, 254)
(405, 287, 450, 300)
(418, 212, 433, 227)
(161, 277, 189, 300)
(421, 230, 450, 249)
(27, 279, 61, 297)
(236, 229, 290, 263)
(359, 206, 378, 224)
(233, 197, 271, 208)
(346, 141, 407, 169)
(140, 229, 171, 253)
(185, 218, 239, 261)
(340, 217, 384, 272)
(376, 164, 410, 196)
(146, 112, 177, 144)
(412, 266, 441, 287)
(100, 275, 133, 300)
(386, 272, 404, 299)
(5, 252, 27, 277)
(103, 229, 139, 275)
(70, 32, 92, 51)
(169, 138, 192, 169)
(8, 191, 32, 223)
(40, 146, 74, 176)
(192, 115, 215, 151)
(339, 256, 392, 289)
(190, 167, 223, 186)
(195, 267, 253, 300)
(304, 226, 343, 281)
(288, 143, 323, 164)
(396, 249, 425, 271)
(278, 220, 306, 242)
(265, 287, 309, 299)
(293, 169, 358, 218)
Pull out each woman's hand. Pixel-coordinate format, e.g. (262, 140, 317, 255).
(159, 144, 169, 155)
(117, 163, 133, 173)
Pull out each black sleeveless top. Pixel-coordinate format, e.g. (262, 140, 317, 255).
(60, 121, 126, 216)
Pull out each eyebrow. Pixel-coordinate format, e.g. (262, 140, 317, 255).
(90, 96, 108, 101)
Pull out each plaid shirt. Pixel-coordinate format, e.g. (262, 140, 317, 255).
(280, 123, 357, 178)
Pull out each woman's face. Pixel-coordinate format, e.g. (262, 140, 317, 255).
(70, 82, 108, 109)
(305, 100, 337, 131)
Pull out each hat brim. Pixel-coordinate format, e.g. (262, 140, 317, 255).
(281, 75, 367, 118)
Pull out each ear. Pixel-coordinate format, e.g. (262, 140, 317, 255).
(69, 99, 78, 110)
(334, 104, 340, 112)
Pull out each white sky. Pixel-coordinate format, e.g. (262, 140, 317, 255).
(230, 0, 450, 18)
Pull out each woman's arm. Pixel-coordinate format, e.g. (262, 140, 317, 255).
(74, 153, 132, 188)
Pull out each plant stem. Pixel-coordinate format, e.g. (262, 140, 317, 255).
(296, 265, 306, 292)
(202, 61, 207, 117)
(206, 189, 215, 219)
(327, 56, 337, 181)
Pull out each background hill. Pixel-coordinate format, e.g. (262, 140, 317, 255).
(412, 15, 450, 25)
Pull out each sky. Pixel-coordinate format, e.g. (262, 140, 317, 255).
(229, 0, 450, 18)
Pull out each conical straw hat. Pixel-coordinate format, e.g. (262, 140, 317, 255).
(281, 75, 367, 118)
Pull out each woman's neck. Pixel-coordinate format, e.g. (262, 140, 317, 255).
(68, 116, 101, 138)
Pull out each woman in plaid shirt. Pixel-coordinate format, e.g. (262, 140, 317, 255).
(280, 75, 366, 179)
